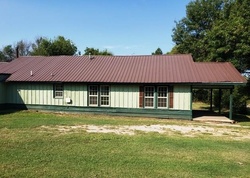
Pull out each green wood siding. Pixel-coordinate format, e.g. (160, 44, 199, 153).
(6, 83, 88, 107)
(6, 83, 192, 112)
(7, 104, 192, 120)
(110, 85, 139, 108)
(6, 83, 139, 108)
(173, 85, 191, 110)
(64, 84, 87, 106)
(0, 83, 6, 104)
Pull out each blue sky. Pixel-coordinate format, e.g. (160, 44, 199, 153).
(0, 0, 191, 55)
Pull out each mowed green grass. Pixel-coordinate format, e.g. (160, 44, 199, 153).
(1, 111, 250, 178)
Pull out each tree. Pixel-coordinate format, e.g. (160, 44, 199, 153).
(15, 40, 31, 56)
(83, 47, 113, 56)
(31, 37, 52, 56)
(172, 0, 250, 114)
(172, 0, 250, 70)
(152, 48, 163, 55)
(1, 45, 15, 61)
(0, 51, 7, 62)
(172, 0, 230, 61)
(50, 36, 77, 56)
(31, 36, 77, 56)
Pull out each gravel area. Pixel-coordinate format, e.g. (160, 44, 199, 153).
(40, 123, 250, 140)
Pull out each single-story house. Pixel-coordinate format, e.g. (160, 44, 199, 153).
(0, 54, 247, 119)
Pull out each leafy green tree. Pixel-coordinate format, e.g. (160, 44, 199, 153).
(0, 51, 7, 62)
(50, 36, 77, 56)
(172, 0, 250, 113)
(1, 45, 15, 61)
(152, 48, 163, 55)
(31, 37, 52, 56)
(172, 0, 227, 62)
(83, 47, 113, 56)
(31, 36, 77, 56)
(172, 0, 250, 71)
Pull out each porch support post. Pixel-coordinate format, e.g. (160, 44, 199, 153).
(229, 88, 233, 120)
(218, 89, 222, 114)
(210, 89, 213, 111)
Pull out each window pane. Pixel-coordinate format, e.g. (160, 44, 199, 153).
(89, 96, 98, 105)
(100, 86, 109, 106)
(54, 84, 63, 98)
(101, 96, 109, 106)
(145, 87, 154, 97)
(145, 98, 154, 107)
(158, 98, 167, 107)
(89, 86, 98, 95)
(100, 86, 109, 96)
(157, 86, 168, 108)
(158, 87, 167, 97)
(89, 85, 98, 106)
(55, 91, 63, 97)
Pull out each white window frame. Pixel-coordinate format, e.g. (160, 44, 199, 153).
(144, 86, 155, 108)
(100, 85, 110, 107)
(89, 85, 98, 106)
(54, 84, 63, 98)
(88, 85, 110, 107)
(157, 86, 168, 108)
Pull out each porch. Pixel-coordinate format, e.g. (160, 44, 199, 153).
(192, 110, 235, 124)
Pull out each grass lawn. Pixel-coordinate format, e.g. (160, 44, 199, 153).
(192, 101, 211, 110)
(1, 110, 250, 178)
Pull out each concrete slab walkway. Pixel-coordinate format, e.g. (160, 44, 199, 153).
(193, 115, 235, 124)
(192, 110, 235, 124)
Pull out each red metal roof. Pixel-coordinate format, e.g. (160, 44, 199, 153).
(0, 55, 247, 84)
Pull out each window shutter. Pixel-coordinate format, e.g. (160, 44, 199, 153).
(168, 86, 173, 108)
(139, 86, 144, 108)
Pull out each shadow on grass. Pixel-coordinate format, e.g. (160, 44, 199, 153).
(0, 109, 25, 115)
(233, 114, 250, 122)
(199, 106, 211, 110)
(232, 108, 250, 122)
(193, 110, 223, 118)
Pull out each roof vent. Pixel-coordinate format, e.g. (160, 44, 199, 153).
(30, 71, 33, 76)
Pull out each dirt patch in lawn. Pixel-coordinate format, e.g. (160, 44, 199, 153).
(40, 124, 250, 140)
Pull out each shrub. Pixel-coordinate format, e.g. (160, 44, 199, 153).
(193, 89, 210, 103)
(213, 85, 248, 114)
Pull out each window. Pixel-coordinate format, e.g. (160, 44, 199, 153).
(89, 85, 98, 106)
(54, 84, 63, 98)
(157, 86, 168, 108)
(142, 86, 168, 108)
(100, 85, 110, 106)
(88, 85, 110, 106)
(144, 86, 154, 108)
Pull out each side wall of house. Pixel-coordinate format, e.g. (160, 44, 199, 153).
(6, 83, 191, 110)
(111, 85, 139, 108)
(173, 85, 191, 110)
(6, 83, 88, 107)
(6, 83, 140, 108)
(5, 83, 192, 119)
(0, 82, 6, 104)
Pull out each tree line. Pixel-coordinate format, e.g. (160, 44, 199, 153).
(173, 0, 249, 114)
(171, 0, 250, 72)
(0, 36, 113, 62)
